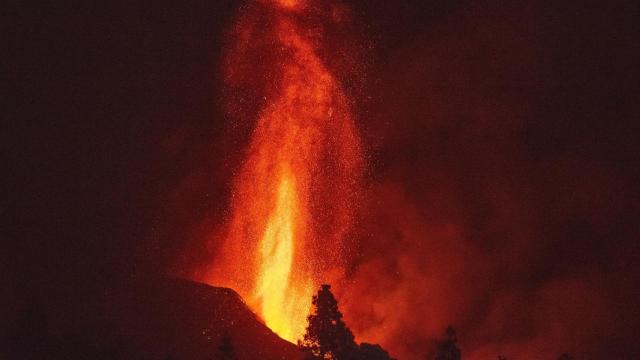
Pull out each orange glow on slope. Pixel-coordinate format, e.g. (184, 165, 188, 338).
(204, 0, 362, 342)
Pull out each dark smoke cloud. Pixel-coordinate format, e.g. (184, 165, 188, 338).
(165, 1, 639, 358)
(169, 1, 639, 358)
(331, 1, 640, 359)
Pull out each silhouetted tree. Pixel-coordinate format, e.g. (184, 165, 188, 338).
(431, 326, 461, 360)
(358, 343, 396, 360)
(299, 284, 358, 359)
(216, 331, 237, 360)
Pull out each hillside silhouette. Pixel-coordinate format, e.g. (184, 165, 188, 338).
(6, 277, 303, 359)
(106, 277, 304, 359)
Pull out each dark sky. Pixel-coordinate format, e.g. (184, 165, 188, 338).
(4, 0, 640, 358)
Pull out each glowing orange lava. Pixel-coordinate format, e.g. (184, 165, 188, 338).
(254, 167, 312, 341)
(204, 0, 362, 342)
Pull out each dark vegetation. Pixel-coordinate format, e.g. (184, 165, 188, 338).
(432, 326, 461, 360)
(217, 331, 237, 360)
(299, 284, 394, 360)
(297, 284, 572, 360)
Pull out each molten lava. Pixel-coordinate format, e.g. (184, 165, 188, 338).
(204, 0, 362, 342)
(255, 168, 312, 341)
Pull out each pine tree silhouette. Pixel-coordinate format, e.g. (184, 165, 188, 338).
(432, 326, 461, 360)
(216, 331, 237, 360)
(358, 343, 396, 360)
(299, 284, 358, 360)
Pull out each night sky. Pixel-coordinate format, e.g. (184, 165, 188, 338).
(4, 0, 639, 358)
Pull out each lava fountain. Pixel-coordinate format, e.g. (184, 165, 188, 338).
(203, 0, 363, 342)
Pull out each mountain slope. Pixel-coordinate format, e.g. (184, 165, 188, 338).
(100, 277, 304, 359)
(28, 277, 304, 360)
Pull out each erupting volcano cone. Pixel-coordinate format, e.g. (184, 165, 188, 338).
(205, 0, 362, 342)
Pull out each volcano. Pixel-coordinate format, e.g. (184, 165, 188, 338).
(106, 278, 304, 359)
(10, 277, 303, 360)
(103, 277, 304, 359)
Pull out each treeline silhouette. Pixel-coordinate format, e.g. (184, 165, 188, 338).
(10, 281, 576, 360)
(206, 283, 575, 360)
